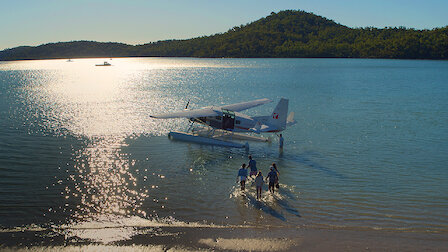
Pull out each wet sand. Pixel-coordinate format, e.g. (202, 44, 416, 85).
(1, 226, 447, 251)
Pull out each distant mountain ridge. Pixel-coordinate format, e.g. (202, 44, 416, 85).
(1, 10, 447, 60)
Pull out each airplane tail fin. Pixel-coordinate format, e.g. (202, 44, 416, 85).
(268, 98, 288, 131)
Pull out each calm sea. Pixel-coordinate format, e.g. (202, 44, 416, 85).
(0, 58, 447, 245)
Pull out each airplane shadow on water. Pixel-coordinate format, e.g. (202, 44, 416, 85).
(251, 146, 346, 180)
(292, 154, 347, 179)
(274, 149, 347, 180)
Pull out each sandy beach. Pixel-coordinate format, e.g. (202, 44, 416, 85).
(1, 225, 447, 251)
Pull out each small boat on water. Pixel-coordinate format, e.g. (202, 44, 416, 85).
(95, 61, 111, 66)
(66, 59, 73, 62)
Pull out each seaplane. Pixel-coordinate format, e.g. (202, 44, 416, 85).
(150, 98, 296, 148)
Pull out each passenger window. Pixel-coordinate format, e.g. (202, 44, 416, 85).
(236, 120, 241, 124)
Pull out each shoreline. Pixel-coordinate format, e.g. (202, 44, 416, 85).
(1, 56, 448, 62)
(1, 225, 447, 251)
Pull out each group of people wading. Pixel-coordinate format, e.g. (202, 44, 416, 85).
(237, 155, 280, 199)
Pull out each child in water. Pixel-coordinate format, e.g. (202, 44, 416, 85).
(237, 163, 248, 191)
(255, 171, 264, 199)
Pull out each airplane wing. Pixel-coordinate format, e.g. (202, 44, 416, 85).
(150, 107, 218, 119)
(220, 98, 272, 112)
(150, 98, 271, 119)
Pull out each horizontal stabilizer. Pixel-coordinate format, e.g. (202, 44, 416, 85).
(286, 112, 297, 126)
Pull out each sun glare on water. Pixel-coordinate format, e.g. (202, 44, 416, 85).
(6, 57, 237, 243)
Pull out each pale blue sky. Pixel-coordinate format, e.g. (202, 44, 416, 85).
(1, 0, 447, 50)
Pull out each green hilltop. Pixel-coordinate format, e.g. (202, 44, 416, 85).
(1, 10, 447, 60)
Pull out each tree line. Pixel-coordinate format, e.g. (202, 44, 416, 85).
(1, 10, 447, 60)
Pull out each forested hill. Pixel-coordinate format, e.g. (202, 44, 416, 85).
(1, 10, 447, 60)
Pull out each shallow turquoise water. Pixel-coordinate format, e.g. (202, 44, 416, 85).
(0, 58, 447, 244)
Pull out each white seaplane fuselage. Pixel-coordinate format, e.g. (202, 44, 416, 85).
(190, 109, 282, 133)
(150, 98, 296, 147)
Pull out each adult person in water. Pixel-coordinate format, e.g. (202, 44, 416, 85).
(255, 171, 264, 199)
(266, 166, 278, 193)
(279, 134, 284, 149)
(248, 155, 257, 178)
(272, 163, 280, 189)
(237, 163, 248, 191)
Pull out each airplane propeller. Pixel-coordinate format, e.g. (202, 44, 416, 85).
(184, 99, 194, 124)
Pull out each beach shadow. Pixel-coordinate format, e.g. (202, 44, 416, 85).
(273, 194, 301, 218)
(246, 194, 286, 222)
(277, 187, 298, 201)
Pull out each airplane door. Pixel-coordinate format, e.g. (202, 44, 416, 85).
(222, 109, 235, 130)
